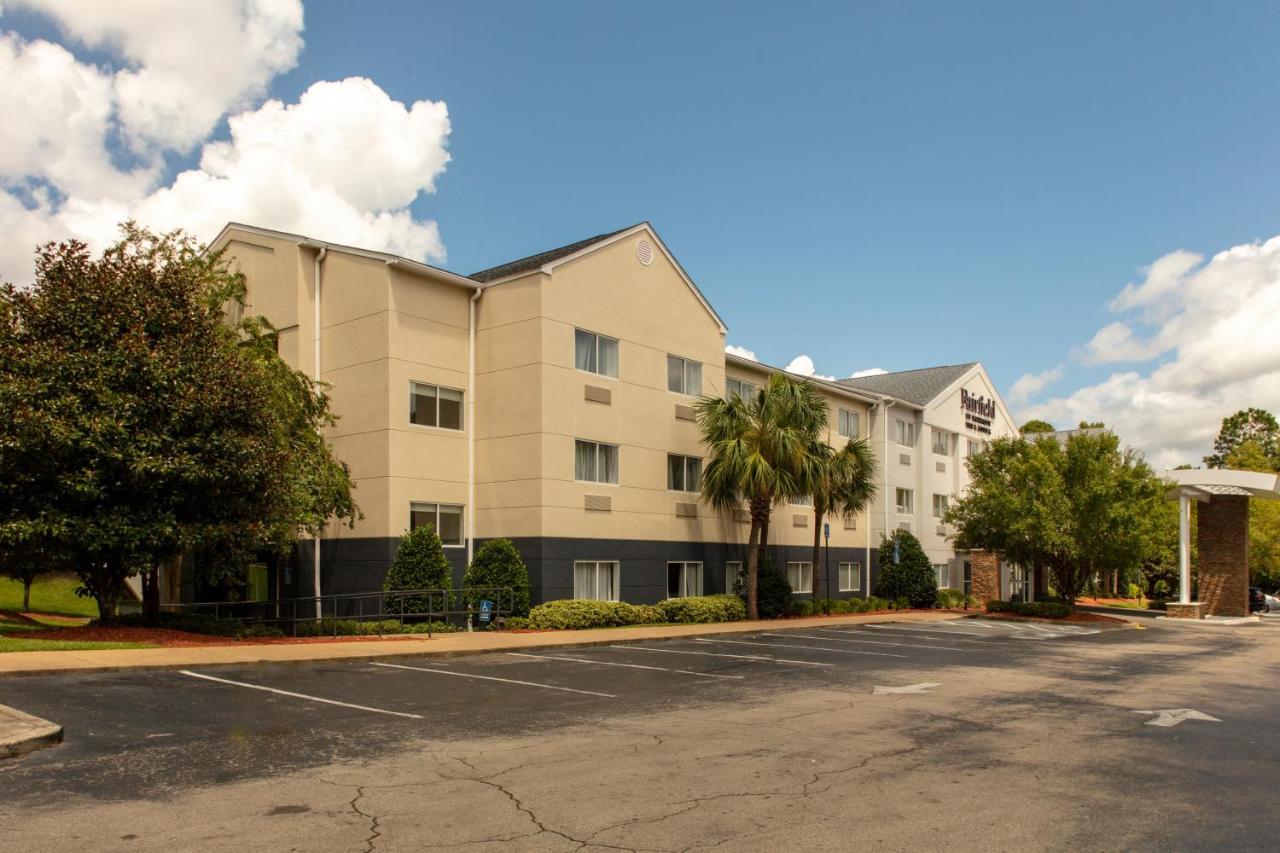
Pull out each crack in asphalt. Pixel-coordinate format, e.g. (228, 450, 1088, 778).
(349, 786, 380, 853)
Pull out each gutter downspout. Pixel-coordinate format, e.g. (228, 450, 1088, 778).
(467, 285, 482, 568)
(313, 246, 327, 619)
(878, 397, 894, 596)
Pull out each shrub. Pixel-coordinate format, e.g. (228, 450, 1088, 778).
(527, 599, 663, 630)
(876, 530, 938, 609)
(1125, 582, 1144, 600)
(756, 556, 793, 619)
(384, 524, 453, 614)
(985, 600, 1072, 618)
(654, 595, 746, 624)
(463, 539, 531, 617)
(936, 588, 967, 609)
(788, 599, 815, 617)
(863, 596, 889, 611)
(293, 618, 458, 636)
(503, 616, 531, 630)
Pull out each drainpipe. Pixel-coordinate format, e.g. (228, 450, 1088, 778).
(313, 246, 327, 619)
(467, 285, 482, 568)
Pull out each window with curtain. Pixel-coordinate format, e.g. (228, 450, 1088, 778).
(932, 428, 950, 455)
(666, 562, 703, 598)
(839, 409, 860, 438)
(574, 561, 619, 601)
(932, 494, 949, 518)
(787, 562, 813, 593)
(838, 562, 860, 592)
(724, 561, 743, 594)
(667, 355, 702, 395)
(575, 440, 619, 483)
(410, 382, 463, 430)
(575, 329, 619, 378)
(667, 454, 701, 491)
(896, 488, 914, 514)
(934, 564, 949, 588)
(409, 502, 464, 546)
(726, 377, 755, 401)
(894, 419, 916, 447)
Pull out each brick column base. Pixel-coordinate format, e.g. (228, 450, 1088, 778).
(1197, 495, 1250, 617)
(970, 550, 1000, 604)
(1164, 602, 1204, 620)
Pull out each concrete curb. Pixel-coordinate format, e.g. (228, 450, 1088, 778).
(0, 703, 62, 759)
(0, 611, 968, 678)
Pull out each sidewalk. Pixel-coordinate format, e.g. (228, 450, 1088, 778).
(0, 610, 966, 677)
(0, 703, 62, 758)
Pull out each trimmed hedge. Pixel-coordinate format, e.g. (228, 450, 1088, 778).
(654, 594, 746, 624)
(527, 600, 663, 630)
(985, 600, 1072, 618)
(789, 596, 894, 617)
(293, 618, 459, 636)
(936, 588, 967, 609)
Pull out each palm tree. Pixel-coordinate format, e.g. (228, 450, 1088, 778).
(697, 373, 828, 619)
(805, 436, 878, 601)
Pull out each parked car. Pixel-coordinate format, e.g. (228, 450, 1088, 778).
(1267, 593, 1280, 613)
(1249, 587, 1271, 613)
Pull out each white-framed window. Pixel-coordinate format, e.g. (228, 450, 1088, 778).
(932, 494, 949, 518)
(725, 561, 743, 594)
(894, 419, 917, 447)
(933, 564, 948, 588)
(409, 502, 464, 547)
(575, 440, 619, 484)
(667, 355, 702, 395)
(574, 328, 619, 378)
(839, 409, 860, 438)
(726, 377, 756, 401)
(410, 382, 463, 430)
(839, 561, 861, 592)
(932, 428, 950, 456)
(666, 561, 703, 598)
(667, 454, 702, 492)
(787, 562, 813, 593)
(896, 487, 914, 514)
(574, 561, 620, 601)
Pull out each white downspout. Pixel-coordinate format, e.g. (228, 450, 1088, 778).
(313, 246, 327, 619)
(467, 286, 482, 568)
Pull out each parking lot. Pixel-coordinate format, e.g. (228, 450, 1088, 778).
(3, 616, 1278, 851)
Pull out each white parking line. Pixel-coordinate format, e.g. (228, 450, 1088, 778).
(613, 645, 832, 667)
(506, 652, 743, 679)
(696, 638, 906, 658)
(860, 625, 991, 641)
(179, 670, 424, 719)
(371, 661, 617, 698)
(769, 632, 967, 652)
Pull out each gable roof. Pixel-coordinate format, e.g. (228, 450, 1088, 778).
(469, 225, 634, 283)
(837, 363, 977, 406)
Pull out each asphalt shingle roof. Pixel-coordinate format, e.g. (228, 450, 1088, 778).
(836, 363, 977, 406)
(469, 225, 636, 283)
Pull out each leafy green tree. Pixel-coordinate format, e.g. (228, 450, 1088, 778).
(0, 225, 357, 621)
(384, 524, 453, 615)
(876, 529, 937, 608)
(1205, 408, 1279, 469)
(0, 538, 65, 613)
(697, 373, 827, 619)
(805, 436, 877, 599)
(463, 538, 531, 617)
(1020, 419, 1056, 434)
(1224, 439, 1280, 589)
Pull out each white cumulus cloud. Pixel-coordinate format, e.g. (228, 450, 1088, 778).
(0, 2, 452, 284)
(1019, 236, 1280, 469)
(724, 344, 757, 361)
(1007, 365, 1062, 405)
(784, 355, 835, 382)
(849, 368, 887, 378)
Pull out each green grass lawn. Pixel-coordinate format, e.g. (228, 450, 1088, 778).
(0, 637, 152, 653)
(0, 573, 99, 617)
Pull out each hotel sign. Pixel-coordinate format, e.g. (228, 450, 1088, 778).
(961, 389, 994, 435)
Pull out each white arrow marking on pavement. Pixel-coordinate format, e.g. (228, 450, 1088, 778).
(872, 682, 942, 695)
(1131, 709, 1222, 728)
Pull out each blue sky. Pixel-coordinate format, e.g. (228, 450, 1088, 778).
(3, 1, 1279, 466)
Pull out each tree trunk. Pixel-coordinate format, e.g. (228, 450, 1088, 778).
(811, 505, 824, 602)
(22, 578, 32, 612)
(745, 517, 761, 620)
(143, 565, 161, 619)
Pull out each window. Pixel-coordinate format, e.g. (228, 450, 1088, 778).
(725, 561, 743, 594)
(667, 355, 702, 395)
(934, 564, 949, 588)
(667, 562, 703, 598)
(895, 488, 914, 514)
(575, 440, 619, 483)
(839, 409, 860, 438)
(787, 562, 813, 594)
(932, 428, 950, 456)
(574, 328, 619, 378)
(574, 561, 620, 601)
(838, 562, 861, 592)
(410, 502, 464, 546)
(668, 454, 702, 491)
(894, 419, 916, 447)
(726, 377, 756, 401)
(967, 439, 982, 457)
(410, 382, 463, 430)
(932, 494, 949, 518)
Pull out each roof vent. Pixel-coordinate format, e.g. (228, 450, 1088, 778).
(636, 238, 654, 266)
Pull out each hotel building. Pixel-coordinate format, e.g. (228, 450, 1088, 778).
(205, 221, 1022, 606)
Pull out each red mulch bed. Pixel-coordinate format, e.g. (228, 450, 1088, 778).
(12, 626, 433, 647)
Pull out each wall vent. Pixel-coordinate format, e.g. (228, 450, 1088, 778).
(899, 453, 911, 466)
(584, 385, 612, 405)
(636, 238, 654, 266)
(733, 508, 750, 523)
(844, 517, 857, 530)
(584, 494, 612, 512)
(675, 404, 696, 421)
(793, 514, 808, 527)
(676, 502, 698, 518)
(898, 521, 912, 532)
(936, 524, 947, 536)
(936, 461, 946, 474)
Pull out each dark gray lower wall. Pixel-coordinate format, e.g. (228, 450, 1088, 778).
(305, 536, 887, 606)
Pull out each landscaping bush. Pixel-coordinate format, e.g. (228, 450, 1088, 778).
(293, 618, 457, 636)
(788, 599, 815, 617)
(503, 616, 531, 630)
(876, 530, 938, 608)
(654, 594, 746, 624)
(527, 599, 663, 630)
(112, 611, 247, 637)
(463, 538, 531, 617)
(756, 556, 793, 619)
(384, 524, 453, 614)
(1125, 582, 1144, 600)
(985, 600, 1072, 618)
(936, 588, 967, 609)
(864, 596, 889, 611)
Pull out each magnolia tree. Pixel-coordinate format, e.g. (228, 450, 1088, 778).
(0, 225, 358, 621)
